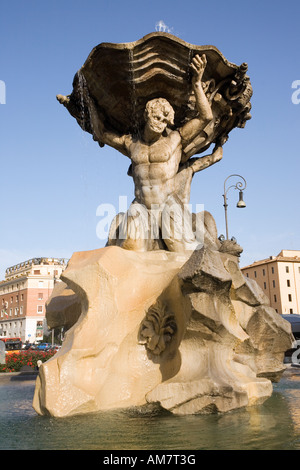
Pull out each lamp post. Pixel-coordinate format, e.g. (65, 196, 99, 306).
(223, 174, 247, 240)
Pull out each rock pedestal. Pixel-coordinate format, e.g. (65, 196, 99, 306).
(33, 243, 293, 417)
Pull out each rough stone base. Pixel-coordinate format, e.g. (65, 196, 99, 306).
(33, 245, 293, 417)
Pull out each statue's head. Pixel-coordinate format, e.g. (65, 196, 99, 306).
(144, 98, 175, 134)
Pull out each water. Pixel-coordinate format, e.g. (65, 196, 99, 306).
(1, 367, 300, 450)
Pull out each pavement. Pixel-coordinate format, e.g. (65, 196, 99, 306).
(0, 370, 38, 384)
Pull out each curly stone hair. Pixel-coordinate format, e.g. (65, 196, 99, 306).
(144, 98, 175, 126)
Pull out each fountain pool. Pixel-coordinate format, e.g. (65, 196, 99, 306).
(1, 366, 300, 450)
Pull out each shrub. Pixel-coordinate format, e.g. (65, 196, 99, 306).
(0, 350, 56, 373)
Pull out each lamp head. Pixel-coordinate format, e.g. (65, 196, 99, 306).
(236, 190, 246, 208)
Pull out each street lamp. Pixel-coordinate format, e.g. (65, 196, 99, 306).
(222, 174, 247, 240)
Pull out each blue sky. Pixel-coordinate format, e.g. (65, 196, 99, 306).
(0, 0, 299, 280)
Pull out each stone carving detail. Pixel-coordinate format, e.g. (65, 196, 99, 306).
(139, 300, 177, 355)
(32, 34, 293, 419)
(57, 33, 252, 149)
(57, 32, 253, 253)
(218, 237, 243, 257)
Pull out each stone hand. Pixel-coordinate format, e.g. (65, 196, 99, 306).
(191, 54, 207, 83)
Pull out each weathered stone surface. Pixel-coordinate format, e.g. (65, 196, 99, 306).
(46, 281, 81, 331)
(33, 244, 293, 417)
(59, 32, 252, 148)
(33, 247, 190, 417)
(178, 246, 232, 294)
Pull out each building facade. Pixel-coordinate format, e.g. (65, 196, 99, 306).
(241, 250, 300, 315)
(0, 257, 68, 343)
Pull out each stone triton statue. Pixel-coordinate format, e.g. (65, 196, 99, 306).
(32, 33, 293, 419)
(87, 54, 225, 252)
(57, 32, 253, 252)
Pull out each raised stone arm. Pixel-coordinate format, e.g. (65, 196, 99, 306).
(174, 141, 224, 204)
(179, 54, 213, 145)
(186, 140, 224, 175)
(184, 136, 227, 173)
(57, 92, 132, 156)
(86, 95, 132, 157)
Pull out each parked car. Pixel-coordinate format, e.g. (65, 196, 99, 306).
(23, 342, 35, 350)
(36, 343, 51, 351)
(282, 314, 300, 340)
(46, 345, 61, 353)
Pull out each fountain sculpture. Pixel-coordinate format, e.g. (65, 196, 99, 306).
(33, 33, 293, 417)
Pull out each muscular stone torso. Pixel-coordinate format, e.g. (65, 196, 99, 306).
(129, 131, 182, 208)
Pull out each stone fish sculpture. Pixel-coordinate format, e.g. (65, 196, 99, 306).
(33, 33, 293, 418)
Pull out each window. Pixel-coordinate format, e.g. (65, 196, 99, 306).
(288, 294, 292, 302)
(10, 296, 13, 304)
(254, 271, 257, 278)
(263, 269, 265, 276)
(16, 295, 18, 303)
(38, 293, 43, 300)
(272, 267, 275, 274)
(9, 309, 12, 316)
(287, 280, 291, 287)
(20, 306, 23, 315)
(37, 305, 43, 314)
(21, 294, 24, 301)
(286, 266, 289, 273)
(272, 280, 276, 288)
(264, 282, 267, 289)
(34, 270, 41, 275)
(290, 309, 293, 314)
(274, 295, 277, 302)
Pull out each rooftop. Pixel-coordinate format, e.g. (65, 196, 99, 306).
(1, 257, 69, 283)
(241, 250, 300, 270)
